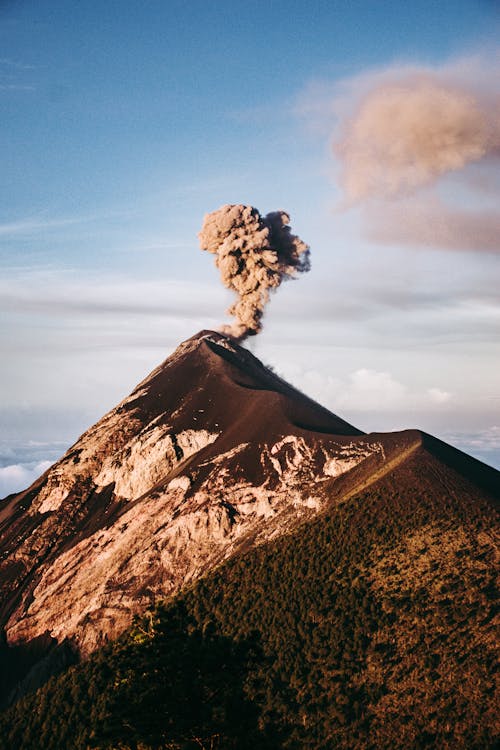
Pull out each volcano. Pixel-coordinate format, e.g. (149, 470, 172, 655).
(0, 331, 498, 747)
(0, 330, 380, 652)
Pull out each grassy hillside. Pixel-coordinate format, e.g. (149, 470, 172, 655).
(1, 448, 498, 749)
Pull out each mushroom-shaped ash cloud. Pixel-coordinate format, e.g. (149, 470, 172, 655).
(199, 204, 310, 340)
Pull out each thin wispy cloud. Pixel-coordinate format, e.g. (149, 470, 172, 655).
(0, 58, 35, 70)
(0, 216, 91, 237)
(0, 84, 35, 91)
(2, 268, 499, 337)
(0, 209, 132, 237)
(0, 274, 225, 320)
(0, 57, 35, 92)
(265, 272, 500, 344)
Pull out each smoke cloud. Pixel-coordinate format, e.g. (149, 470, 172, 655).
(366, 195, 500, 253)
(335, 74, 500, 202)
(199, 204, 310, 340)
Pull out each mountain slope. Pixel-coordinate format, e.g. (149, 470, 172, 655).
(0, 332, 384, 666)
(0, 329, 498, 727)
(0, 434, 497, 749)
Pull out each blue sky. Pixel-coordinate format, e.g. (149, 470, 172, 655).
(1, 0, 499, 494)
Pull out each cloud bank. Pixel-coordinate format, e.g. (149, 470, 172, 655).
(289, 366, 453, 415)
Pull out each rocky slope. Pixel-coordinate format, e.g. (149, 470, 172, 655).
(0, 330, 498, 705)
(1, 422, 498, 749)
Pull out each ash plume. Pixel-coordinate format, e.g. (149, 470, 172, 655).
(335, 74, 500, 202)
(199, 204, 310, 340)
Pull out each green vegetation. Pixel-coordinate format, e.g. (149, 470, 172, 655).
(1, 468, 498, 749)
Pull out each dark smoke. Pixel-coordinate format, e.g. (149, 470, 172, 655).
(199, 204, 310, 340)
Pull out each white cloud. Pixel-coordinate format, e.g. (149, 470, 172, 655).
(287, 365, 454, 414)
(341, 368, 407, 409)
(428, 387, 452, 404)
(444, 425, 500, 452)
(439, 425, 500, 469)
(0, 460, 52, 498)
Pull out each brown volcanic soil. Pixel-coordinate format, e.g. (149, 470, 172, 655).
(128, 330, 363, 442)
(0, 330, 498, 708)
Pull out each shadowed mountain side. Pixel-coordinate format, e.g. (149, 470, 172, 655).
(420, 432, 500, 500)
(320, 430, 499, 513)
